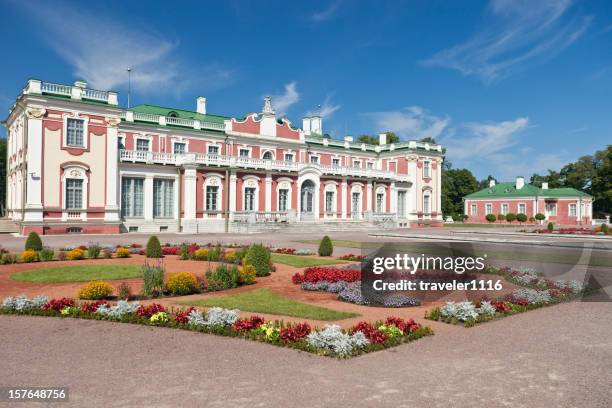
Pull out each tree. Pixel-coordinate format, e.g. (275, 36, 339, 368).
(535, 213, 545, 223)
(505, 213, 516, 223)
(146, 235, 163, 258)
(357, 134, 378, 145)
(318, 235, 333, 256)
(547, 222, 554, 232)
(385, 132, 400, 144)
(517, 213, 527, 224)
(485, 214, 496, 223)
(497, 214, 505, 223)
(25, 232, 43, 251)
(441, 163, 479, 220)
(479, 175, 497, 190)
(419, 137, 437, 144)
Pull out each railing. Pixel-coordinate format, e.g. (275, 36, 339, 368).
(83, 88, 109, 102)
(30, 80, 117, 105)
(41, 82, 72, 96)
(166, 116, 194, 127)
(232, 211, 291, 224)
(118, 149, 403, 180)
(122, 110, 227, 132)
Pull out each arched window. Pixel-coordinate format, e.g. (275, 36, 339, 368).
(167, 111, 178, 118)
(262, 151, 273, 160)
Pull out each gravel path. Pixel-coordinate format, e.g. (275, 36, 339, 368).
(1, 300, 610, 407)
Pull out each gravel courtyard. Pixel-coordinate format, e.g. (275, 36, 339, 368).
(1, 300, 610, 407)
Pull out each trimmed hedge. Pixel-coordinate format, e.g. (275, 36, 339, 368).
(25, 232, 43, 251)
(146, 236, 163, 258)
(318, 236, 333, 257)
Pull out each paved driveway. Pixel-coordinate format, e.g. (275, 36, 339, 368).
(1, 300, 610, 407)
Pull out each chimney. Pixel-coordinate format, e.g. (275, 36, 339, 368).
(516, 176, 525, 190)
(379, 133, 387, 145)
(541, 182, 548, 190)
(197, 97, 206, 115)
(344, 135, 353, 142)
(489, 179, 496, 188)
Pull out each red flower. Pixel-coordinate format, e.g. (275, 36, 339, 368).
(162, 247, 179, 255)
(292, 267, 361, 284)
(280, 322, 312, 342)
(350, 321, 388, 344)
(135, 303, 166, 318)
(384, 316, 421, 333)
(234, 315, 265, 332)
(81, 300, 110, 313)
(43, 297, 75, 311)
(174, 307, 196, 324)
(491, 300, 510, 313)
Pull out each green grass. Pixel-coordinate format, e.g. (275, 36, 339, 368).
(270, 253, 345, 267)
(297, 239, 367, 249)
(443, 223, 520, 228)
(11, 265, 142, 283)
(181, 288, 359, 321)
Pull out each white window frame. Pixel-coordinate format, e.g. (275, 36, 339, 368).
(353, 160, 361, 168)
(61, 165, 88, 221)
(569, 203, 577, 217)
(471, 204, 477, 216)
(375, 186, 387, 213)
(135, 135, 152, 152)
(423, 160, 431, 178)
(276, 178, 293, 212)
(332, 158, 341, 167)
(284, 152, 294, 162)
(172, 140, 187, 155)
(204, 174, 224, 217)
(62, 114, 89, 149)
(485, 203, 493, 215)
(238, 147, 251, 158)
(242, 176, 259, 211)
(261, 150, 275, 160)
(324, 182, 337, 216)
(153, 178, 175, 218)
(546, 203, 557, 216)
(309, 154, 320, 164)
(501, 203, 509, 215)
(423, 193, 431, 214)
(207, 144, 220, 155)
(121, 176, 145, 218)
(518, 203, 526, 214)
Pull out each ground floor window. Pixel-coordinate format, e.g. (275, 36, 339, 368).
(569, 203, 577, 216)
(501, 203, 509, 215)
(376, 193, 384, 213)
(206, 186, 219, 211)
(518, 203, 526, 214)
(245, 187, 256, 211)
(122, 177, 144, 217)
(423, 195, 430, 214)
(325, 191, 334, 213)
(546, 203, 557, 216)
(279, 189, 288, 211)
(153, 179, 174, 218)
(485, 203, 493, 215)
(397, 191, 406, 218)
(65, 179, 83, 209)
(470, 203, 477, 216)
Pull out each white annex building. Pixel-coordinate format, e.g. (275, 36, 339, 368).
(3, 79, 444, 235)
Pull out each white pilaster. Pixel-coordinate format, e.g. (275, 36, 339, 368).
(407, 156, 418, 220)
(144, 174, 154, 221)
(341, 179, 348, 219)
(265, 173, 272, 212)
(436, 158, 443, 218)
(23, 108, 45, 222)
(183, 166, 197, 220)
(390, 182, 397, 213)
(105, 117, 120, 221)
(366, 181, 373, 212)
(229, 171, 237, 214)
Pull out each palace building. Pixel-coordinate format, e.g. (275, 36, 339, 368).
(464, 177, 592, 225)
(3, 79, 444, 235)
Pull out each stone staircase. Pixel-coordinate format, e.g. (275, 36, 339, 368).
(0, 218, 19, 234)
(230, 220, 400, 233)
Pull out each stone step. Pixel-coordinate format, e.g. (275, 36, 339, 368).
(0, 219, 19, 233)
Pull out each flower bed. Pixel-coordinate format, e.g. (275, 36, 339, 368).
(292, 266, 361, 284)
(270, 247, 315, 256)
(425, 266, 588, 327)
(523, 227, 605, 235)
(0, 295, 433, 358)
(338, 254, 364, 261)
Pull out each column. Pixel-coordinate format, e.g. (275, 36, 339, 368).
(105, 117, 120, 221)
(23, 107, 45, 222)
(144, 174, 154, 221)
(436, 158, 443, 219)
(407, 156, 418, 220)
(366, 181, 373, 212)
(229, 171, 237, 216)
(265, 173, 272, 212)
(341, 178, 348, 219)
(390, 182, 397, 214)
(183, 166, 197, 220)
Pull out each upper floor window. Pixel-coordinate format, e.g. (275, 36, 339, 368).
(173, 142, 186, 154)
(118, 136, 125, 150)
(136, 139, 150, 152)
(284, 153, 294, 162)
(208, 145, 219, 155)
(262, 151, 273, 160)
(66, 118, 84, 147)
(310, 155, 319, 164)
(353, 160, 361, 168)
(367, 162, 374, 169)
(65, 179, 83, 209)
(332, 158, 340, 167)
(423, 161, 431, 178)
(239, 148, 250, 157)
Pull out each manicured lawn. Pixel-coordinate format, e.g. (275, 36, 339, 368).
(443, 223, 521, 228)
(11, 265, 142, 283)
(181, 288, 359, 320)
(270, 253, 346, 267)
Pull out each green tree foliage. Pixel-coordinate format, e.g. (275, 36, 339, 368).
(386, 132, 400, 144)
(25, 232, 43, 251)
(535, 213, 545, 222)
(505, 213, 517, 223)
(146, 236, 163, 258)
(357, 134, 379, 145)
(441, 162, 479, 219)
(419, 137, 437, 144)
(318, 235, 333, 257)
(517, 213, 528, 224)
(485, 214, 496, 223)
(478, 175, 498, 190)
(547, 222, 554, 232)
(244, 243, 271, 277)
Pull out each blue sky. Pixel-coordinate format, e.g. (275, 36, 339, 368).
(1, 0, 610, 180)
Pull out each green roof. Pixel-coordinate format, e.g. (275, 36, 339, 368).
(465, 182, 590, 199)
(129, 104, 228, 124)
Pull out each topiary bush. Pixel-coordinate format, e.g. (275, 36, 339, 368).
(318, 236, 333, 257)
(547, 222, 554, 232)
(25, 232, 43, 251)
(244, 244, 271, 277)
(516, 213, 527, 224)
(77, 280, 114, 300)
(166, 272, 199, 296)
(535, 213, 545, 222)
(485, 214, 496, 223)
(146, 236, 163, 258)
(601, 223, 609, 235)
(505, 213, 516, 223)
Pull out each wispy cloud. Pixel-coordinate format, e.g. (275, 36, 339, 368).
(310, 0, 342, 23)
(271, 82, 300, 116)
(422, 0, 592, 83)
(14, 1, 233, 95)
(364, 106, 450, 140)
(307, 95, 341, 118)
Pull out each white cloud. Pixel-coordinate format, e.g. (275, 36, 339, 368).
(422, 0, 592, 83)
(310, 1, 342, 23)
(307, 95, 341, 118)
(271, 82, 300, 116)
(365, 106, 450, 139)
(15, 2, 232, 94)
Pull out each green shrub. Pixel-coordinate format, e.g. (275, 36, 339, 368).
(485, 214, 496, 223)
(505, 213, 516, 223)
(318, 235, 333, 257)
(239, 264, 257, 285)
(87, 244, 101, 259)
(516, 213, 527, 224)
(535, 213, 545, 222)
(208, 245, 222, 262)
(1, 253, 17, 264)
(39, 248, 54, 262)
(244, 244, 271, 277)
(547, 222, 554, 232)
(206, 264, 240, 291)
(179, 243, 190, 260)
(166, 272, 199, 295)
(601, 223, 609, 234)
(497, 214, 505, 222)
(146, 236, 163, 258)
(78, 280, 113, 300)
(25, 232, 43, 251)
(142, 261, 165, 298)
